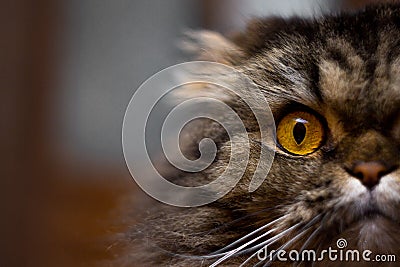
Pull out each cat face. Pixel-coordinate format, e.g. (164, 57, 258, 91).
(221, 5, 400, 264)
(239, 5, 400, 252)
(123, 4, 400, 267)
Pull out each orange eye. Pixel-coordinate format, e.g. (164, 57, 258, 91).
(277, 111, 325, 155)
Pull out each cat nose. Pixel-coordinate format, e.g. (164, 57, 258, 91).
(349, 162, 390, 189)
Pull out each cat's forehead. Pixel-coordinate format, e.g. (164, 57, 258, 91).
(245, 8, 400, 128)
(318, 35, 400, 126)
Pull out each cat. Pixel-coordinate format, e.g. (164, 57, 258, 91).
(112, 3, 400, 266)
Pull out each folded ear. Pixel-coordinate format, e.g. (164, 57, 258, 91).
(180, 17, 293, 65)
(180, 30, 245, 65)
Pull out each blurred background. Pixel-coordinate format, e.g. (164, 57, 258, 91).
(1, 0, 382, 266)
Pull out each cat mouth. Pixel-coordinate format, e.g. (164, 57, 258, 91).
(348, 191, 398, 224)
(330, 197, 398, 233)
(346, 204, 396, 229)
(362, 205, 386, 217)
(359, 210, 391, 222)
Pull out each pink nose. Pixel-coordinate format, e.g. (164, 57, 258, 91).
(350, 162, 389, 189)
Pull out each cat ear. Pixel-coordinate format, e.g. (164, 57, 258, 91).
(180, 17, 290, 64)
(180, 30, 245, 65)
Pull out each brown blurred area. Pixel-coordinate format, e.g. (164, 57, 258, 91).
(0, 0, 383, 266)
(1, 1, 135, 266)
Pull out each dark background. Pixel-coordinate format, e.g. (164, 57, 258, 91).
(1, 0, 382, 266)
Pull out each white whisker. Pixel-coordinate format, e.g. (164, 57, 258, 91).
(239, 234, 282, 267)
(210, 214, 289, 255)
(261, 214, 322, 267)
(238, 222, 302, 267)
(157, 214, 288, 262)
(293, 212, 331, 267)
(261, 227, 310, 267)
(209, 227, 278, 267)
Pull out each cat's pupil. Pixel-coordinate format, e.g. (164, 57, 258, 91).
(293, 122, 306, 145)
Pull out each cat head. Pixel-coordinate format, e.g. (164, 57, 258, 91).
(124, 3, 400, 266)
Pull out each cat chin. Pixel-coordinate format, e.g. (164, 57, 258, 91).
(326, 215, 400, 254)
